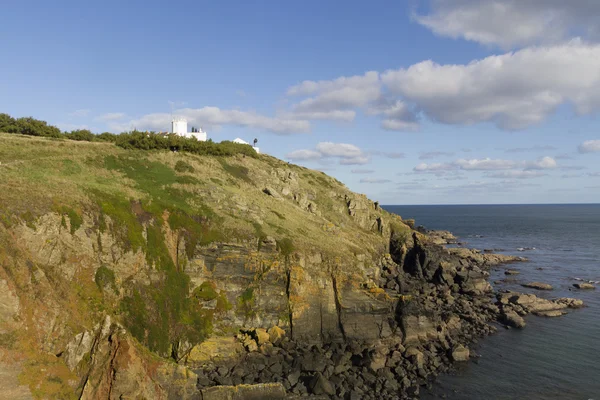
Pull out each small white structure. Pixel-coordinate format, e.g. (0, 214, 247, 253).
(233, 138, 260, 153)
(171, 117, 188, 136)
(171, 118, 207, 141)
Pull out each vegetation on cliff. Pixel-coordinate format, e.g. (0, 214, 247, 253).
(0, 130, 406, 398)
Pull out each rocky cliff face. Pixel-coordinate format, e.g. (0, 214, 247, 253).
(0, 134, 582, 399)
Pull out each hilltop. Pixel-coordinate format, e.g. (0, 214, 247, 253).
(0, 132, 580, 399)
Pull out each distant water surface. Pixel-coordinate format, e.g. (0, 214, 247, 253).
(383, 204, 600, 400)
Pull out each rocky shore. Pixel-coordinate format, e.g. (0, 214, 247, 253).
(189, 232, 583, 399)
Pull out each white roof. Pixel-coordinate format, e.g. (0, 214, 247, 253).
(233, 138, 249, 145)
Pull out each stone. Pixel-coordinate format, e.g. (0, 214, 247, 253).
(501, 310, 526, 328)
(188, 337, 245, 366)
(522, 282, 553, 290)
(504, 270, 520, 275)
(534, 310, 565, 317)
(268, 326, 285, 344)
(451, 345, 470, 362)
(555, 298, 584, 308)
(201, 383, 286, 400)
(254, 328, 270, 345)
(309, 372, 335, 396)
(573, 283, 595, 290)
(262, 187, 283, 200)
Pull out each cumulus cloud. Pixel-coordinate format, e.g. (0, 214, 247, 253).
(286, 142, 370, 165)
(381, 41, 600, 130)
(287, 72, 381, 120)
(285, 149, 322, 161)
(579, 140, 600, 153)
(360, 178, 392, 184)
(419, 151, 455, 160)
(367, 98, 420, 131)
(414, 0, 600, 48)
(414, 156, 557, 174)
(485, 170, 547, 179)
(110, 107, 310, 135)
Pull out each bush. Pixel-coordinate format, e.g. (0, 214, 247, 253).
(64, 129, 95, 142)
(96, 132, 118, 142)
(95, 266, 116, 290)
(0, 114, 62, 138)
(115, 131, 258, 158)
(175, 160, 195, 173)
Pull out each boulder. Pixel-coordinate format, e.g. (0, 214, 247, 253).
(309, 372, 335, 396)
(501, 310, 526, 328)
(268, 326, 285, 344)
(451, 345, 470, 362)
(535, 310, 565, 317)
(201, 383, 286, 400)
(555, 298, 584, 308)
(573, 283, 595, 290)
(522, 282, 553, 290)
(262, 187, 283, 200)
(254, 328, 270, 345)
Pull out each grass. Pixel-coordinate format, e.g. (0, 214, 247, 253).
(0, 131, 411, 376)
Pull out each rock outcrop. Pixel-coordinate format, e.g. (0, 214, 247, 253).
(0, 133, 584, 399)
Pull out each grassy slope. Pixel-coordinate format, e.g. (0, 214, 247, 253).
(0, 133, 411, 397)
(0, 132, 393, 256)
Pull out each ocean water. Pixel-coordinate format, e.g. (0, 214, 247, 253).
(383, 204, 600, 400)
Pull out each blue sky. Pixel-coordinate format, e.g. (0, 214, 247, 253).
(2, 0, 600, 204)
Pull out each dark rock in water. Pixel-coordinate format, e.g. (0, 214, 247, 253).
(500, 310, 526, 328)
(451, 345, 470, 362)
(573, 283, 595, 290)
(504, 270, 520, 275)
(522, 282, 553, 290)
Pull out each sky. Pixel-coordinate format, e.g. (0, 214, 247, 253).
(2, 0, 600, 205)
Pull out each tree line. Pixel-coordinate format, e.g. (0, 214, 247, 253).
(0, 113, 258, 158)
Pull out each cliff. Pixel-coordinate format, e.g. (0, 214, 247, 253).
(0, 133, 578, 399)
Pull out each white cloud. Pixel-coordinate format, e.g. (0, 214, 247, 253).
(419, 151, 455, 160)
(95, 112, 127, 122)
(287, 72, 381, 119)
(285, 149, 322, 161)
(286, 142, 370, 165)
(367, 98, 420, 131)
(381, 41, 600, 130)
(111, 107, 310, 135)
(579, 140, 600, 153)
(414, 0, 600, 48)
(525, 156, 558, 170)
(360, 178, 392, 184)
(69, 109, 90, 118)
(486, 170, 547, 179)
(455, 158, 518, 170)
(316, 142, 363, 158)
(351, 169, 375, 174)
(414, 156, 557, 174)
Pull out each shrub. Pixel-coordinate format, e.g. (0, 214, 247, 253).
(64, 129, 95, 141)
(175, 160, 195, 173)
(95, 266, 116, 290)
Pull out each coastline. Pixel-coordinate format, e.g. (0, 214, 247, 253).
(190, 228, 584, 399)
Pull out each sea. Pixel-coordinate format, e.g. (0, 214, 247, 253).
(383, 204, 600, 400)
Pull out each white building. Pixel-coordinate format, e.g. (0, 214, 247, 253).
(171, 117, 207, 141)
(233, 138, 260, 154)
